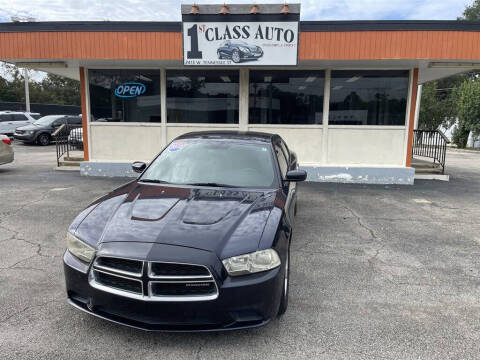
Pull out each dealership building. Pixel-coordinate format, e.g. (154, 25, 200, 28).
(1, 3, 480, 184)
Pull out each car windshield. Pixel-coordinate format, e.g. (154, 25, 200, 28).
(34, 115, 64, 126)
(140, 139, 277, 188)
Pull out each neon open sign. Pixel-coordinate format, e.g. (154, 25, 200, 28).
(114, 82, 146, 98)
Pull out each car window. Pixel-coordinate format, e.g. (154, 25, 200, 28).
(141, 139, 277, 188)
(274, 144, 288, 179)
(0, 114, 12, 122)
(67, 117, 82, 124)
(279, 140, 290, 165)
(12, 114, 28, 121)
(52, 118, 67, 126)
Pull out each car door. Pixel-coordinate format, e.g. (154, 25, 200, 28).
(0, 114, 13, 134)
(12, 113, 31, 129)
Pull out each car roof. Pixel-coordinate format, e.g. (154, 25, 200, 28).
(176, 130, 277, 143)
(0, 111, 30, 114)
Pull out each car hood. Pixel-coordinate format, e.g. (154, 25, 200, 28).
(72, 182, 281, 259)
(16, 124, 40, 131)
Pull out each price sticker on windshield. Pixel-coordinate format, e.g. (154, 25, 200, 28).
(168, 142, 185, 152)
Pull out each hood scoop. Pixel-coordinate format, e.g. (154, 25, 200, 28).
(131, 195, 180, 221)
(182, 189, 261, 225)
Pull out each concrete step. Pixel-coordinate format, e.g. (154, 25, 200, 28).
(54, 166, 80, 172)
(58, 160, 80, 167)
(64, 156, 84, 162)
(414, 167, 444, 174)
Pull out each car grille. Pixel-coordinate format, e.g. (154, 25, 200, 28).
(89, 256, 218, 302)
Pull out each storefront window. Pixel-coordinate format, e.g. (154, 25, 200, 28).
(329, 70, 409, 126)
(249, 70, 325, 125)
(89, 69, 161, 123)
(166, 70, 239, 123)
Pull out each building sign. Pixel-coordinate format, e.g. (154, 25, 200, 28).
(114, 82, 146, 98)
(183, 22, 298, 66)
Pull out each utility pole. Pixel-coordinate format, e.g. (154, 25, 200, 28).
(24, 68, 30, 112)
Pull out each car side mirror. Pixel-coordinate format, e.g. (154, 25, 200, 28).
(285, 169, 307, 182)
(132, 161, 146, 173)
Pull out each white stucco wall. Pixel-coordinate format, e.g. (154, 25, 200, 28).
(327, 127, 406, 166)
(248, 126, 323, 165)
(89, 124, 162, 162)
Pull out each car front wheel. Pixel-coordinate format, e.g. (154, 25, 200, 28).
(232, 49, 241, 63)
(277, 245, 290, 316)
(37, 133, 50, 146)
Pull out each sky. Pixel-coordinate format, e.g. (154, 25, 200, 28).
(0, 0, 473, 22)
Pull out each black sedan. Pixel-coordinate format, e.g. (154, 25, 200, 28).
(64, 131, 306, 331)
(14, 115, 82, 145)
(217, 40, 263, 63)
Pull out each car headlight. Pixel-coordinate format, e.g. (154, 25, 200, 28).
(67, 232, 95, 263)
(239, 46, 250, 53)
(222, 249, 281, 276)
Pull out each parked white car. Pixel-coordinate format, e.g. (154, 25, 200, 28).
(68, 127, 83, 149)
(0, 111, 37, 136)
(0, 134, 13, 165)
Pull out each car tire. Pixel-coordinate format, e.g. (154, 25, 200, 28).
(232, 49, 241, 63)
(37, 133, 50, 146)
(277, 244, 290, 316)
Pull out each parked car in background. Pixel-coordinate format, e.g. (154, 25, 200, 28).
(68, 127, 83, 149)
(26, 112, 42, 120)
(0, 111, 37, 136)
(0, 134, 13, 165)
(14, 115, 82, 146)
(64, 131, 307, 331)
(217, 40, 263, 63)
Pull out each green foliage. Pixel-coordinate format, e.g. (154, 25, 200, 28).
(0, 63, 80, 106)
(458, 0, 480, 20)
(418, 81, 457, 130)
(452, 123, 470, 148)
(455, 79, 480, 148)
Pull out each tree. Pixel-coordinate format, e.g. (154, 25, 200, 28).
(418, 81, 457, 130)
(0, 62, 80, 106)
(455, 79, 480, 148)
(458, 0, 480, 20)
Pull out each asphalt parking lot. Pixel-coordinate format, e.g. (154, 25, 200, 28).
(1, 143, 479, 359)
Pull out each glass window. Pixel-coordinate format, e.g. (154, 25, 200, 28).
(0, 114, 12, 122)
(329, 70, 409, 126)
(166, 70, 239, 124)
(12, 114, 27, 121)
(249, 70, 325, 125)
(141, 139, 276, 188)
(89, 69, 161, 123)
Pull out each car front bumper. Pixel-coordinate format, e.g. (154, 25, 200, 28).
(241, 51, 263, 59)
(13, 132, 36, 142)
(64, 248, 283, 332)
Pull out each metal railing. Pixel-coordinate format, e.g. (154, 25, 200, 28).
(412, 129, 450, 174)
(53, 123, 83, 166)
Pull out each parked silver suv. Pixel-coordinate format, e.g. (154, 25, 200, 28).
(0, 111, 37, 136)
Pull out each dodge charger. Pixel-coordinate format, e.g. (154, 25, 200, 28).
(64, 131, 306, 331)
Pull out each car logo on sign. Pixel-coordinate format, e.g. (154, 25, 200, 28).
(114, 82, 147, 98)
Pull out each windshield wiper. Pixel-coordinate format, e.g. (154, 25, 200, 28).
(185, 182, 239, 188)
(139, 179, 171, 184)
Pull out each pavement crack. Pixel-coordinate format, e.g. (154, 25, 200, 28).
(342, 204, 378, 241)
(0, 297, 62, 324)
